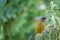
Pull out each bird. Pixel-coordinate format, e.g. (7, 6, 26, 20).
(35, 17, 46, 34)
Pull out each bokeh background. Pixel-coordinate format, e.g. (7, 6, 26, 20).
(0, 0, 60, 40)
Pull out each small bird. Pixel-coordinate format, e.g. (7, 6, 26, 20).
(35, 17, 46, 34)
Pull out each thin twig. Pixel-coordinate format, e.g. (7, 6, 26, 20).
(28, 35, 33, 40)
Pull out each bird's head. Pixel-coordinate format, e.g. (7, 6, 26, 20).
(40, 17, 46, 22)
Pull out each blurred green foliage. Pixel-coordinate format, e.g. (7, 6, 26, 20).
(0, 0, 60, 40)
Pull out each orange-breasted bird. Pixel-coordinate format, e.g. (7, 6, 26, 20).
(35, 17, 46, 34)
